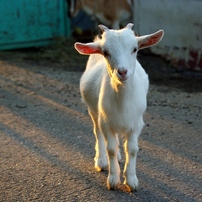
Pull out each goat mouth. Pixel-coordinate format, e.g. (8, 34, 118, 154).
(118, 78, 128, 82)
(117, 74, 130, 82)
(112, 74, 130, 83)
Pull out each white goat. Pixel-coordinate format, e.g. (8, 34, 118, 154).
(74, 23, 164, 191)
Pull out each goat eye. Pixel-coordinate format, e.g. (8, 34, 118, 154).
(103, 50, 110, 57)
(133, 48, 137, 53)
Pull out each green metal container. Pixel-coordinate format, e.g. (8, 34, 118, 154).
(0, 0, 70, 50)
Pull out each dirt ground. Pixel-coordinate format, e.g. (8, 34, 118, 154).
(0, 39, 201, 201)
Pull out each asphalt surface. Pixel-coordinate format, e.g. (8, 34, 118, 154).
(0, 52, 201, 201)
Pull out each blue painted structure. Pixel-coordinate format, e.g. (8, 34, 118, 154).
(0, 0, 70, 50)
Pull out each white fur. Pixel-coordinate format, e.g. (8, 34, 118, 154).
(75, 24, 164, 191)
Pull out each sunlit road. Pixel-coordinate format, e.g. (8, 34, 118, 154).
(0, 60, 201, 201)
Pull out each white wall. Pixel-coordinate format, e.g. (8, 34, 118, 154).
(134, 0, 202, 70)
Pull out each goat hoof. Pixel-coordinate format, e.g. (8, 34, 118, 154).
(107, 174, 120, 190)
(94, 157, 108, 171)
(124, 176, 138, 192)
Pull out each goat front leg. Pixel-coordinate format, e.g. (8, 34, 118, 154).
(116, 133, 122, 162)
(123, 123, 143, 191)
(88, 109, 108, 171)
(101, 125, 121, 189)
(94, 131, 108, 171)
(123, 135, 139, 191)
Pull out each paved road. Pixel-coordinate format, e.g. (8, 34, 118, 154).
(0, 58, 201, 201)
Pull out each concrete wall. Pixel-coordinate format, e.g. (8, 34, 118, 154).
(134, 0, 202, 71)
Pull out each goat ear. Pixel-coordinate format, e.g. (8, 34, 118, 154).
(125, 23, 134, 30)
(137, 30, 164, 50)
(74, 42, 101, 55)
(98, 24, 109, 32)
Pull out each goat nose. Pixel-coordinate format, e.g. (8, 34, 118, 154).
(118, 69, 127, 76)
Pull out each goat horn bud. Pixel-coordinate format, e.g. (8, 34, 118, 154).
(125, 23, 134, 30)
(98, 24, 109, 32)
